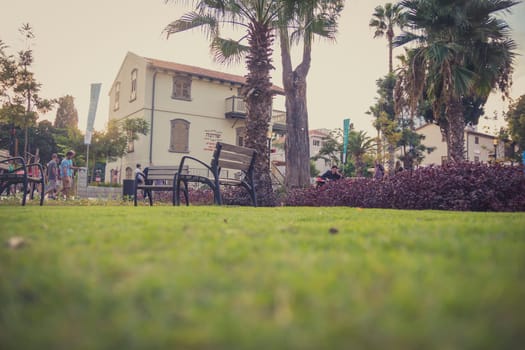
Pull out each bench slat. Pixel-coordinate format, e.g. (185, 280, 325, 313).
(218, 159, 251, 171)
(219, 143, 255, 157)
(219, 151, 253, 164)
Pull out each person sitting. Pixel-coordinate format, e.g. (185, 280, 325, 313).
(134, 164, 148, 200)
(374, 160, 385, 180)
(316, 165, 343, 187)
(395, 160, 404, 174)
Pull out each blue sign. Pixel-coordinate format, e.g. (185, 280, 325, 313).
(343, 118, 350, 164)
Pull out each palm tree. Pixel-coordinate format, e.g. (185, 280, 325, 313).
(368, 73, 399, 173)
(164, 0, 280, 205)
(347, 130, 375, 177)
(369, 2, 406, 74)
(394, 0, 517, 162)
(278, 0, 344, 189)
(369, 3, 405, 174)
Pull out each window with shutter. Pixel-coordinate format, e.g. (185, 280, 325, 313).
(130, 69, 137, 101)
(169, 119, 190, 153)
(114, 82, 120, 111)
(172, 75, 192, 100)
(236, 127, 246, 147)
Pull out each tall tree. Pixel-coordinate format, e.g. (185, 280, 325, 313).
(278, 0, 344, 189)
(367, 73, 399, 173)
(0, 24, 53, 159)
(164, 0, 282, 205)
(394, 0, 517, 162)
(369, 2, 406, 74)
(505, 94, 525, 154)
(346, 130, 375, 177)
(369, 3, 405, 173)
(54, 95, 79, 130)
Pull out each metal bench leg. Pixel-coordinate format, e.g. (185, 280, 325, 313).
(148, 190, 153, 206)
(39, 181, 45, 206)
(182, 180, 189, 206)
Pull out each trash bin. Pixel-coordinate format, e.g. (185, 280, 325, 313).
(122, 179, 134, 199)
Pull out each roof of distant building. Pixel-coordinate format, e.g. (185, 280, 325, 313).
(416, 122, 496, 139)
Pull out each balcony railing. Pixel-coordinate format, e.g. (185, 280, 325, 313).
(224, 96, 286, 132)
(225, 96, 246, 119)
(271, 110, 286, 132)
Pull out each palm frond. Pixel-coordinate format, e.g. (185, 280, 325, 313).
(210, 37, 249, 65)
(164, 11, 219, 40)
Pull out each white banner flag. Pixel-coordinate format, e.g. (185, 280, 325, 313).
(86, 83, 101, 134)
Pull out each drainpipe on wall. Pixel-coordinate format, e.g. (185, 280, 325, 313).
(149, 70, 158, 165)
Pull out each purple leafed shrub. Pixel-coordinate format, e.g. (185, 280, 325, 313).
(285, 163, 525, 211)
(152, 188, 215, 205)
(148, 187, 253, 206)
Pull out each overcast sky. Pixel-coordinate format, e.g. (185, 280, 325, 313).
(1, 0, 524, 136)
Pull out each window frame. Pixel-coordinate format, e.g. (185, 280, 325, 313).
(169, 118, 190, 153)
(171, 75, 192, 101)
(130, 69, 138, 102)
(114, 82, 120, 111)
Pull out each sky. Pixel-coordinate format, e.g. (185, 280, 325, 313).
(1, 0, 524, 137)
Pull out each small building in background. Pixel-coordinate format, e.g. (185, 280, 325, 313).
(415, 123, 501, 166)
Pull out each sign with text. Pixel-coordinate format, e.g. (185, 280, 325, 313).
(203, 129, 223, 151)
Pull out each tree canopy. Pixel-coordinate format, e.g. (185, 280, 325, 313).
(54, 95, 78, 130)
(506, 94, 525, 153)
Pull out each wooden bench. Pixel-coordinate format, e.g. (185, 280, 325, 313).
(133, 165, 188, 206)
(0, 150, 45, 206)
(174, 142, 257, 206)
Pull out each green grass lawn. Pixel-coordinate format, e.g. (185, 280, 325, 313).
(1, 206, 524, 350)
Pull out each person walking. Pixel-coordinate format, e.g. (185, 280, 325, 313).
(44, 153, 59, 199)
(57, 150, 77, 199)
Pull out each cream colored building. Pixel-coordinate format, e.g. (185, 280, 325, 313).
(310, 128, 333, 174)
(106, 52, 284, 181)
(416, 123, 501, 166)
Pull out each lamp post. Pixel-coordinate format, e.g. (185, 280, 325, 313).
(493, 138, 498, 161)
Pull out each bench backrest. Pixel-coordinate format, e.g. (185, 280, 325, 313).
(0, 150, 12, 170)
(144, 165, 188, 181)
(213, 143, 257, 175)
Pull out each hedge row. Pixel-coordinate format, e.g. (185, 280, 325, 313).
(284, 163, 525, 211)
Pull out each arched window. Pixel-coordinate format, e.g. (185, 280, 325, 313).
(169, 119, 190, 153)
(130, 69, 138, 101)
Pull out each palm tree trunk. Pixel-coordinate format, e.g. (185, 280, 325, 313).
(387, 32, 394, 73)
(279, 26, 311, 189)
(244, 20, 275, 206)
(446, 98, 465, 162)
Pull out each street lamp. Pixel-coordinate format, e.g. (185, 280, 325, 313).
(493, 138, 498, 160)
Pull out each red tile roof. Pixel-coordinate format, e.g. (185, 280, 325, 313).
(145, 57, 285, 94)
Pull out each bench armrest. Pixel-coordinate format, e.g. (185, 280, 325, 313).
(178, 156, 213, 175)
(25, 163, 45, 180)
